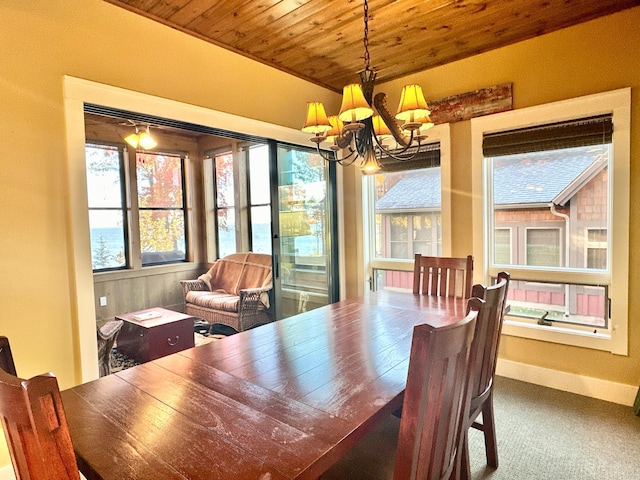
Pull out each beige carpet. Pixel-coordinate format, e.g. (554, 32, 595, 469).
(323, 376, 640, 479)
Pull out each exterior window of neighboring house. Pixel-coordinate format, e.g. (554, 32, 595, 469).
(85, 144, 188, 271)
(472, 89, 630, 354)
(526, 228, 561, 267)
(364, 124, 452, 292)
(136, 151, 187, 265)
(494, 227, 511, 264)
(586, 228, 607, 269)
(86, 143, 128, 270)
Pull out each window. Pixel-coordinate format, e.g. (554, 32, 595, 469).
(248, 145, 272, 254)
(85, 144, 189, 271)
(364, 124, 452, 292)
(86, 143, 128, 270)
(211, 144, 272, 258)
(214, 152, 236, 258)
(494, 228, 511, 264)
(526, 228, 560, 267)
(472, 89, 630, 354)
(586, 229, 607, 269)
(136, 152, 187, 265)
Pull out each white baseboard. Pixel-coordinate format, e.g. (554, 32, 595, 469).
(0, 466, 15, 480)
(496, 358, 638, 406)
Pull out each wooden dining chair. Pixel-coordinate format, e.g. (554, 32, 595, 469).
(0, 336, 16, 375)
(413, 254, 474, 299)
(322, 306, 480, 480)
(0, 368, 81, 480)
(97, 319, 123, 377)
(460, 272, 510, 479)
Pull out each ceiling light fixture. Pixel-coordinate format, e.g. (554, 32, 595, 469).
(301, 0, 434, 174)
(124, 125, 157, 150)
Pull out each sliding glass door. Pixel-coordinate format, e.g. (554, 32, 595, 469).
(272, 143, 338, 319)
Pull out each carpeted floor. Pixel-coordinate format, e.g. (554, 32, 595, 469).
(467, 376, 640, 480)
(323, 376, 640, 480)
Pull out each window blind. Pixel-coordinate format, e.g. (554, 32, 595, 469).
(378, 141, 440, 172)
(482, 114, 613, 157)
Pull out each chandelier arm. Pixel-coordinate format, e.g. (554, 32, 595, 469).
(373, 132, 427, 162)
(373, 92, 410, 147)
(313, 141, 359, 166)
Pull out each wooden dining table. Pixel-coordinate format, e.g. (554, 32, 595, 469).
(61, 291, 468, 480)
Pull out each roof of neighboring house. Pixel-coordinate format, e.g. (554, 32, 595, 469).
(375, 168, 441, 211)
(375, 145, 607, 211)
(493, 145, 607, 206)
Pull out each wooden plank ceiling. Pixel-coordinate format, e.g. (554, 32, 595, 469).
(106, 0, 639, 92)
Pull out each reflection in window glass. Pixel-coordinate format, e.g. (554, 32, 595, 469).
(136, 152, 186, 264)
(85, 143, 127, 270)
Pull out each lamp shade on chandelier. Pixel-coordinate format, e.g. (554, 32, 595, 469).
(302, 0, 434, 174)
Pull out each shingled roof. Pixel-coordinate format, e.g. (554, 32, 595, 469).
(375, 168, 441, 211)
(492, 145, 607, 206)
(375, 145, 607, 211)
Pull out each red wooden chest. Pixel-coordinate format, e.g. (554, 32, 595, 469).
(116, 308, 195, 364)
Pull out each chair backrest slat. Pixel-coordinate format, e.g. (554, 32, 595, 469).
(467, 272, 510, 408)
(413, 254, 474, 299)
(0, 336, 16, 376)
(394, 306, 479, 480)
(0, 368, 80, 480)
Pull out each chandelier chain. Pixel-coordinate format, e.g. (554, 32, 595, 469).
(363, 0, 370, 71)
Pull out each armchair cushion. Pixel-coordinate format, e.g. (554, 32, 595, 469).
(181, 252, 273, 332)
(198, 252, 272, 306)
(185, 291, 240, 313)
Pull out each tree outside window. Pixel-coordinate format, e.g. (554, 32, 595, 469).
(137, 152, 187, 265)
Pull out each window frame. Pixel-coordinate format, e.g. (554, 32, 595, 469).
(86, 142, 190, 272)
(471, 88, 631, 355)
(135, 150, 189, 266)
(85, 142, 130, 272)
(363, 123, 452, 279)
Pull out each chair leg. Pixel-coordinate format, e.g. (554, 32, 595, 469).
(459, 429, 471, 480)
(481, 393, 499, 468)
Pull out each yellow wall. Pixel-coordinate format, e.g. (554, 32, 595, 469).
(0, 0, 338, 469)
(375, 7, 640, 387)
(1, 0, 639, 473)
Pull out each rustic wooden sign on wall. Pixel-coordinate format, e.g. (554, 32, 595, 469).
(428, 83, 513, 124)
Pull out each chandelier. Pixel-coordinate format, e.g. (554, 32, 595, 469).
(301, 0, 434, 175)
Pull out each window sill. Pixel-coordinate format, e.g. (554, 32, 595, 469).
(502, 316, 613, 352)
(93, 262, 204, 283)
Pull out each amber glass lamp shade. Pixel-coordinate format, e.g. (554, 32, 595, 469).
(396, 85, 431, 130)
(359, 147, 381, 174)
(338, 84, 374, 125)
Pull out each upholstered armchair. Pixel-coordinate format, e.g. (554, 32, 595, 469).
(181, 252, 273, 332)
